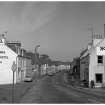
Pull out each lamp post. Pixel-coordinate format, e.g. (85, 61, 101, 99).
(35, 45, 40, 77)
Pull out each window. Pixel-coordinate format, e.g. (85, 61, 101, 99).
(97, 56, 103, 64)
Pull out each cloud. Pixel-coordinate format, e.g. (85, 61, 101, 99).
(9, 2, 58, 34)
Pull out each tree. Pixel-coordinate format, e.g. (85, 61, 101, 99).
(40, 54, 51, 65)
(25, 52, 39, 65)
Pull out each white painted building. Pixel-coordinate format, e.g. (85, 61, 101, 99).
(0, 40, 17, 84)
(40, 64, 47, 75)
(80, 34, 105, 87)
(90, 36, 105, 87)
(0, 35, 32, 84)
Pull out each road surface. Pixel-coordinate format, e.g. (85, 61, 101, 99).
(20, 72, 105, 103)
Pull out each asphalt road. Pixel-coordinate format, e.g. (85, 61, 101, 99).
(20, 71, 105, 103)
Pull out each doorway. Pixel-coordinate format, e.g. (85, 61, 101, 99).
(95, 74, 103, 83)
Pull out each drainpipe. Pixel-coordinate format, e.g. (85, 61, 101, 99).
(104, 24, 105, 39)
(16, 56, 18, 83)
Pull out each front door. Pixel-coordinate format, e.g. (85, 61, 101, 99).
(95, 74, 103, 87)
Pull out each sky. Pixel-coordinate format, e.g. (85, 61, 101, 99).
(0, 2, 105, 61)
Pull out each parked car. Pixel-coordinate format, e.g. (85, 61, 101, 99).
(48, 73, 54, 76)
(24, 76, 33, 82)
(80, 80, 89, 87)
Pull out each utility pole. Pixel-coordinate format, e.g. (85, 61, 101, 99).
(11, 61, 17, 103)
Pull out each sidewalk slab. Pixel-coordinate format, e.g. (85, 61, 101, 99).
(63, 72, 105, 98)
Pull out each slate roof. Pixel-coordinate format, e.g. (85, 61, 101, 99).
(6, 42, 31, 59)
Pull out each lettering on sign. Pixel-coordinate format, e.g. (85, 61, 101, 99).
(100, 47, 105, 51)
(0, 56, 8, 59)
(97, 46, 105, 55)
(0, 51, 5, 54)
(0, 51, 8, 59)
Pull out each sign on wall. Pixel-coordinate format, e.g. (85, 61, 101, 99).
(97, 46, 105, 55)
(0, 50, 8, 64)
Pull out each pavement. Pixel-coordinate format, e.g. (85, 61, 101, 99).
(0, 70, 46, 103)
(63, 72, 105, 98)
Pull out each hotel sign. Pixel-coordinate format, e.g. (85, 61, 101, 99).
(97, 47, 105, 55)
(0, 50, 8, 63)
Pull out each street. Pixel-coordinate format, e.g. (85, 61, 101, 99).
(20, 72, 105, 103)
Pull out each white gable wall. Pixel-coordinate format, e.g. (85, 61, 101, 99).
(89, 39, 105, 87)
(0, 43, 17, 84)
(89, 48, 97, 82)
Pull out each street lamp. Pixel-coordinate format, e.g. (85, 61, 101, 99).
(35, 45, 40, 77)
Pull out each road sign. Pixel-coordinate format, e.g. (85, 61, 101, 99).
(11, 61, 17, 72)
(11, 61, 17, 103)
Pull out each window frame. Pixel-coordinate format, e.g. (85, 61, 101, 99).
(97, 55, 103, 64)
